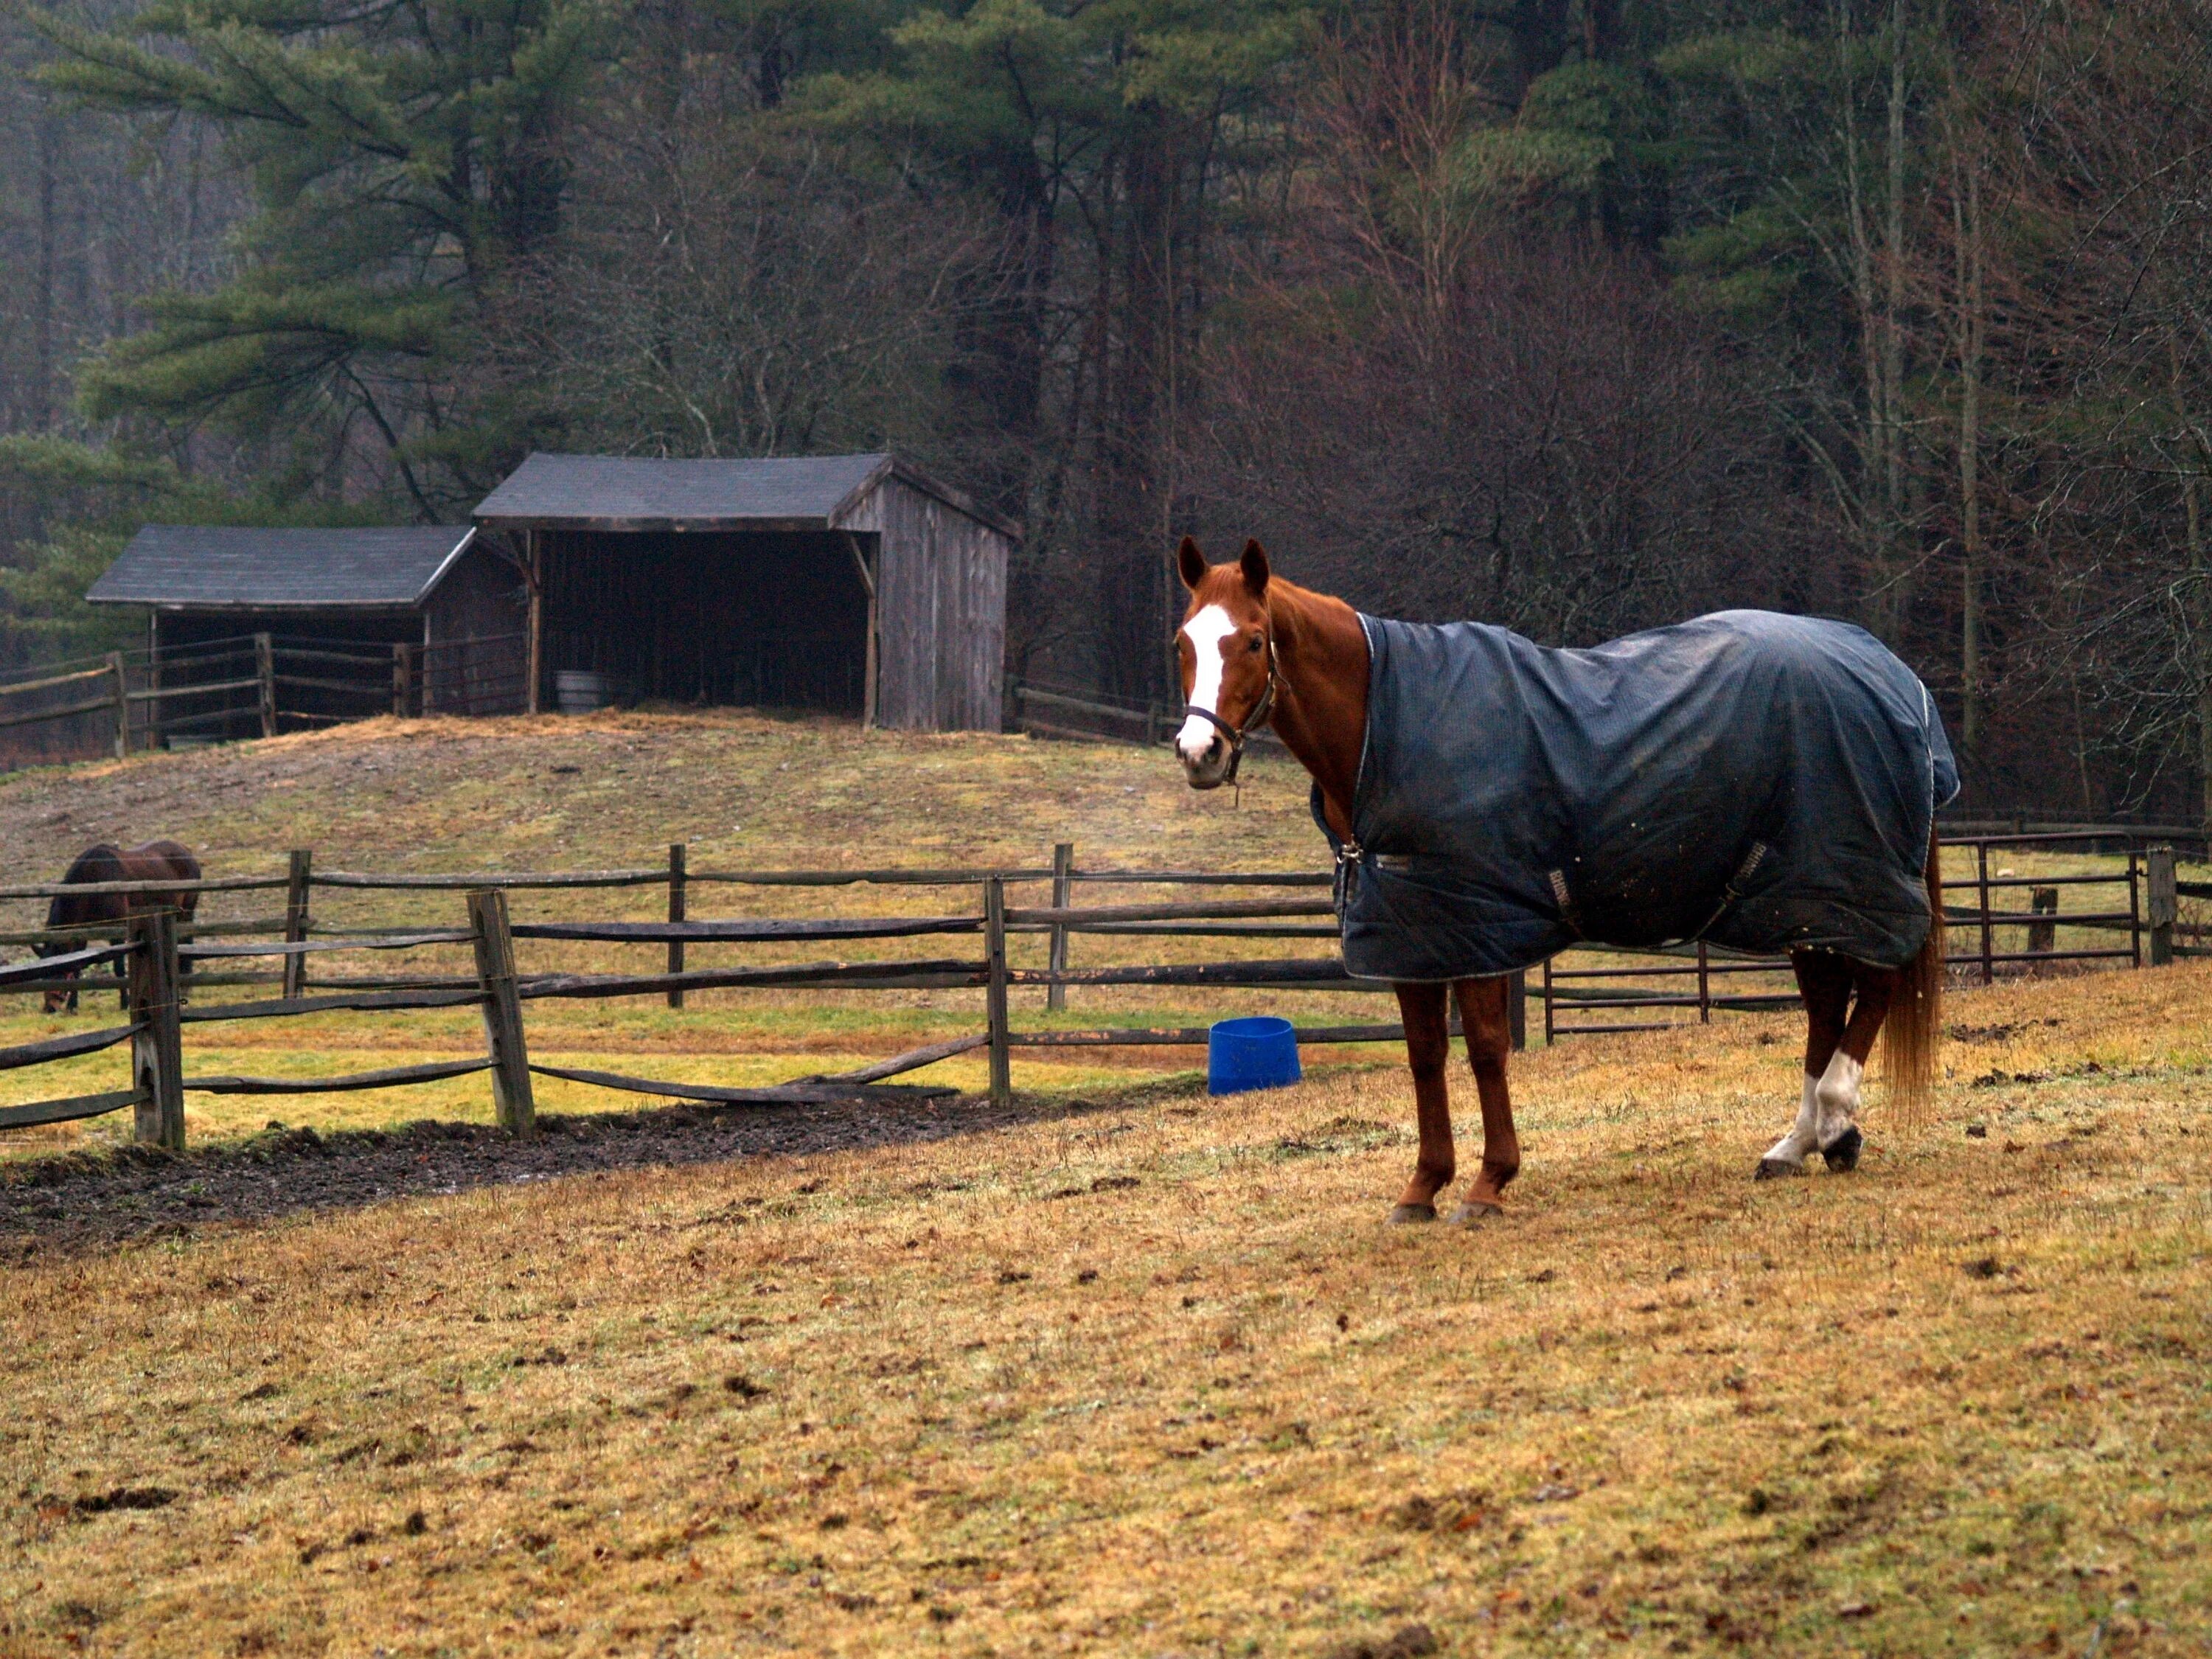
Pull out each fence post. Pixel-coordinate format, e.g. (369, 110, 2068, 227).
(282, 849, 312, 999)
(1991, 845, 2008, 987)
(392, 643, 414, 717)
(984, 875, 1011, 1108)
(1507, 967, 1527, 1051)
(1046, 841, 1074, 1012)
(2147, 844, 2177, 967)
(147, 621, 162, 751)
(127, 911, 185, 1150)
(254, 632, 276, 738)
(468, 888, 535, 1135)
(2129, 848, 2143, 968)
(1695, 942, 1711, 1024)
(2027, 886, 2057, 961)
(1541, 954, 1556, 1045)
(107, 650, 128, 759)
(666, 842, 687, 1009)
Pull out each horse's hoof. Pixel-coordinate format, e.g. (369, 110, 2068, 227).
(1753, 1158, 1803, 1182)
(1820, 1127, 1863, 1173)
(1447, 1202, 1503, 1226)
(1387, 1203, 1436, 1225)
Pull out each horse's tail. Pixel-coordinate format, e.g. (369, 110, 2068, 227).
(1881, 827, 1944, 1127)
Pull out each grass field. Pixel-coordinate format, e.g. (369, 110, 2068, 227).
(4, 959, 2211, 1656)
(4, 712, 2211, 1657)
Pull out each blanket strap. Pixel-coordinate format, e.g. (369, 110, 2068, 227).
(1332, 837, 1366, 911)
(1691, 841, 1771, 941)
(1547, 869, 1582, 937)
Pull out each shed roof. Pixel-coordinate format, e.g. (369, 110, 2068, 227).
(470, 452, 1018, 538)
(86, 525, 479, 611)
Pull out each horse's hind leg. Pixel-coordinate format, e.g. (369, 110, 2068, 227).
(1758, 951, 1852, 1179)
(1446, 976, 1518, 1224)
(1809, 965, 1895, 1172)
(1390, 981, 1455, 1223)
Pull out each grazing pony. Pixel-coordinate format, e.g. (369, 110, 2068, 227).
(1172, 538, 1952, 1222)
(38, 841, 201, 1014)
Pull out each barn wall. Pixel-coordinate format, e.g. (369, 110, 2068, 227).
(422, 546, 529, 714)
(848, 477, 1007, 732)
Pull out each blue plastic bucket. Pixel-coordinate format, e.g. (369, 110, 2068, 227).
(1208, 1015, 1302, 1096)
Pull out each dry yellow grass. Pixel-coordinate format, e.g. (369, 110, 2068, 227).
(4, 961, 2209, 1657)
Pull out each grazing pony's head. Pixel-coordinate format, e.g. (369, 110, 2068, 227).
(40, 843, 126, 1013)
(1173, 537, 1276, 790)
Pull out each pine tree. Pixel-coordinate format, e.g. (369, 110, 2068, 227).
(32, 0, 608, 514)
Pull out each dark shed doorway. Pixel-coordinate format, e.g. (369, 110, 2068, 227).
(540, 530, 870, 714)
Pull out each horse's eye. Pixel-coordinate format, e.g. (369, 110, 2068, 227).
(1248, 635, 1263, 653)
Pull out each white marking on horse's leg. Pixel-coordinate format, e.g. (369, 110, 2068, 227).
(1175, 605, 1238, 762)
(1813, 1050, 1865, 1149)
(1760, 1073, 1820, 1170)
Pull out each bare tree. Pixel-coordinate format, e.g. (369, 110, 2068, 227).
(490, 122, 1002, 462)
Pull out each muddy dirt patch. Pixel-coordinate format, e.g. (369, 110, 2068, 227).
(0, 1088, 1132, 1254)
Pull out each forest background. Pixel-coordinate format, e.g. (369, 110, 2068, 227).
(2, 0, 2210, 819)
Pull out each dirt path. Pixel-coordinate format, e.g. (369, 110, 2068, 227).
(0, 1087, 1150, 1256)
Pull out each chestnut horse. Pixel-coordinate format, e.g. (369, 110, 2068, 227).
(38, 841, 201, 1014)
(1172, 538, 1942, 1222)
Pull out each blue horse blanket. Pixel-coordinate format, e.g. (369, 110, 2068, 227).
(1320, 609, 1959, 980)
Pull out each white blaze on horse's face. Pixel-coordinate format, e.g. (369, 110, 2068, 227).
(1176, 605, 1239, 767)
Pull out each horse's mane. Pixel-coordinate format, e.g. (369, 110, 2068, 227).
(60, 843, 125, 883)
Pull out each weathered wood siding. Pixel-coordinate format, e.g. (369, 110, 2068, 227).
(423, 546, 530, 714)
(843, 475, 1009, 731)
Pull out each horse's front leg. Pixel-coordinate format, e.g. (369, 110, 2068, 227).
(1448, 976, 1520, 1222)
(1389, 981, 1454, 1223)
(1809, 965, 1894, 1172)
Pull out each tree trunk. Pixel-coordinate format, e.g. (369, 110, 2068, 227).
(2179, 342, 2211, 827)
(1096, 107, 1178, 699)
(1879, 0, 1912, 643)
(34, 102, 58, 431)
(1837, 9, 1891, 639)
(1955, 159, 1985, 756)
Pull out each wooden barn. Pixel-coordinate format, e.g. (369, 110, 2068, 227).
(470, 452, 1015, 731)
(86, 524, 527, 728)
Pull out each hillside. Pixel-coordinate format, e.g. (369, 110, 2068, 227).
(0, 709, 1322, 880)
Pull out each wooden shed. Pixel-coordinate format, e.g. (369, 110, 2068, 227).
(470, 452, 1015, 731)
(86, 524, 527, 728)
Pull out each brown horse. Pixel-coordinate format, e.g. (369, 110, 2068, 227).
(1172, 538, 1943, 1220)
(38, 841, 201, 1014)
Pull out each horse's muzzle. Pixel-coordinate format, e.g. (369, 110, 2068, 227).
(1180, 734, 1232, 790)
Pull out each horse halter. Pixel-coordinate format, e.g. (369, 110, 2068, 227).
(1182, 636, 1280, 786)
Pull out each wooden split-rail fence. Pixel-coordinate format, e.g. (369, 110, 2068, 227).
(0, 630, 525, 763)
(0, 830, 2198, 1150)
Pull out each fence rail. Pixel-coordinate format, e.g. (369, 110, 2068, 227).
(1, 829, 2197, 1149)
(0, 630, 531, 762)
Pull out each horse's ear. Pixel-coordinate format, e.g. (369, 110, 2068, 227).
(1239, 538, 1270, 597)
(1175, 536, 1208, 593)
